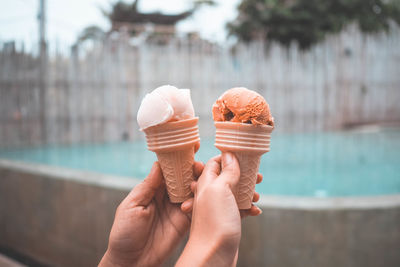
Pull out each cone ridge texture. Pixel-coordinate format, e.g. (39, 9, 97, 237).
(214, 121, 273, 209)
(156, 149, 195, 202)
(144, 118, 200, 203)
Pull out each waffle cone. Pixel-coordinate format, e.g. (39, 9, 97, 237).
(155, 148, 195, 202)
(214, 121, 273, 209)
(231, 152, 262, 209)
(143, 117, 200, 203)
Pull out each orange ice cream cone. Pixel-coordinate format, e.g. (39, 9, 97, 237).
(215, 121, 273, 209)
(143, 117, 200, 203)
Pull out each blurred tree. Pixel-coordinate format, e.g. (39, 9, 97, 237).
(228, 0, 400, 49)
(76, 26, 106, 44)
(103, 0, 216, 27)
(76, 1, 216, 45)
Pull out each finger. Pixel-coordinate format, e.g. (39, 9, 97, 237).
(240, 205, 262, 218)
(194, 141, 200, 153)
(193, 161, 204, 179)
(218, 152, 240, 188)
(199, 155, 222, 184)
(256, 173, 263, 184)
(181, 198, 194, 213)
(125, 162, 163, 207)
(190, 181, 198, 193)
(249, 205, 262, 216)
(154, 178, 167, 203)
(252, 192, 260, 203)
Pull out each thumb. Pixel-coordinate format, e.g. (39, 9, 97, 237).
(124, 162, 163, 207)
(219, 152, 240, 188)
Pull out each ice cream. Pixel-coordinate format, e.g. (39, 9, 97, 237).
(212, 87, 274, 126)
(213, 87, 274, 209)
(137, 85, 199, 203)
(137, 85, 195, 130)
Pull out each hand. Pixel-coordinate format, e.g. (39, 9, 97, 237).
(99, 157, 204, 266)
(177, 152, 262, 267)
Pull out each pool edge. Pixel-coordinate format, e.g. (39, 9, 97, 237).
(258, 194, 400, 210)
(2, 159, 399, 210)
(0, 159, 140, 191)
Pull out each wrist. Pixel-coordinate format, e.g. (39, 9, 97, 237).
(177, 234, 239, 267)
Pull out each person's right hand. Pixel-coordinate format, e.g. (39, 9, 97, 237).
(177, 152, 261, 267)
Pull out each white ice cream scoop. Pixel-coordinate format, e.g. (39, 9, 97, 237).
(137, 85, 195, 130)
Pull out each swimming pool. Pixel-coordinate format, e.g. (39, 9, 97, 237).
(1, 128, 399, 197)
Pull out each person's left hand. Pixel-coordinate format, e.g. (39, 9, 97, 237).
(99, 157, 204, 267)
(176, 153, 263, 267)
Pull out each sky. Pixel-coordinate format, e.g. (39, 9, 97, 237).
(0, 0, 240, 51)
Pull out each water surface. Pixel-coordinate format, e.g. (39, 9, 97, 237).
(1, 129, 400, 197)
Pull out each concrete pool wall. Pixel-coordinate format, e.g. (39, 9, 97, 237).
(1, 159, 400, 267)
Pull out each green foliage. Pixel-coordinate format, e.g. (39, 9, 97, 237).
(103, 0, 216, 24)
(228, 0, 400, 49)
(102, 1, 140, 23)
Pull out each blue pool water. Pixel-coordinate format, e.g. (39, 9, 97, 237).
(1, 129, 400, 197)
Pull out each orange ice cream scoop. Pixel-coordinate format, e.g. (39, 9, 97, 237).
(212, 87, 274, 126)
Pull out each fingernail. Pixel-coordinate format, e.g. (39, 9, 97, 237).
(223, 152, 234, 165)
(258, 207, 263, 214)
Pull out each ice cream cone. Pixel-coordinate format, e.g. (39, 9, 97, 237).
(143, 117, 200, 203)
(214, 121, 273, 209)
